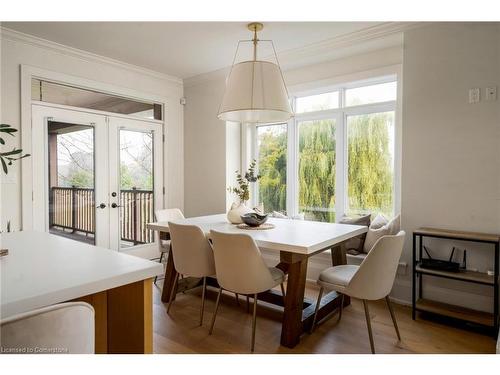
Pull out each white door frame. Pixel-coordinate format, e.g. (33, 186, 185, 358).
(21, 65, 168, 232)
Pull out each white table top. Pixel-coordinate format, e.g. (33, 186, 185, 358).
(0, 231, 163, 318)
(147, 214, 367, 255)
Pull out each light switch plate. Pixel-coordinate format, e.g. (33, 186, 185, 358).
(468, 88, 480, 103)
(486, 86, 497, 101)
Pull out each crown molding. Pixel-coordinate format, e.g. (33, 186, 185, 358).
(0, 26, 183, 86)
(184, 22, 422, 88)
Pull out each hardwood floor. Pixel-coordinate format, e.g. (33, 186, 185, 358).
(152, 282, 496, 354)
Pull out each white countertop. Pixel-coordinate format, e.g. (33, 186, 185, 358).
(0, 231, 163, 318)
(147, 214, 367, 255)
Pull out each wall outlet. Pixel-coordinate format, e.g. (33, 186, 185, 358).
(485, 86, 497, 101)
(468, 88, 480, 103)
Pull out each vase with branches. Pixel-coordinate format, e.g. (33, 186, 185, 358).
(226, 159, 262, 224)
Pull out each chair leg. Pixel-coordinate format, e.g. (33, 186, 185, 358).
(251, 293, 258, 352)
(199, 277, 207, 326)
(235, 293, 240, 305)
(338, 293, 344, 322)
(385, 296, 401, 341)
(209, 287, 223, 335)
(362, 300, 375, 354)
(310, 287, 324, 333)
(167, 272, 179, 314)
(154, 252, 164, 285)
(280, 283, 286, 303)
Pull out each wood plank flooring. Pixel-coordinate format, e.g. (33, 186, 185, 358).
(152, 282, 496, 354)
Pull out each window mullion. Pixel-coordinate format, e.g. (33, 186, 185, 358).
(335, 112, 345, 222)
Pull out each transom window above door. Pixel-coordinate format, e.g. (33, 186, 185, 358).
(252, 75, 399, 222)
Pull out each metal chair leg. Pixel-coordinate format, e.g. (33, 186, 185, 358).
(362, 300, 375, 354)
(310, 287, 324, 333)
(167, 272, 179, 314)
(209, 287, 223, 335)
(385, 296, 401, 341)
(154, 252, 164, 285)
(251, 293, 258, 352)
(199, 277, 207, 326)
(235, 293, 240, 305)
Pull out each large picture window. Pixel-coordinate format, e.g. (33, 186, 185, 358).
(254, 76, 399, 222)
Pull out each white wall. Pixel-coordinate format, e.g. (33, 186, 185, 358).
(398, 22, 500, 310)
(183, 77, 228, 217)
(0, 28, 184, 230)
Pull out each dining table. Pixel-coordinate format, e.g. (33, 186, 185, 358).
(0, 231, 163, 353)
(147, 213, 367, 348)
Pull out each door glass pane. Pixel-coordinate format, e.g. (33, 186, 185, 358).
(48, 121, 95, 244)
(257, 124, 287, 213)
(298, 119, 336, 222)
(119, 130, 154, 249)
(296, 92, 339, 113)
(347, 111, 395, 217)
(345, 81, 397, 107)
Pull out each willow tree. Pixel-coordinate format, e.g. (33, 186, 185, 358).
(298, 120, 336, 222)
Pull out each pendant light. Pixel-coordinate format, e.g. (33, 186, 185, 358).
(218, 23, 293, 123)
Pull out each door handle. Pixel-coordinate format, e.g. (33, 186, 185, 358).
(111, 203, 121, 208)
(96, 203, 106, 209)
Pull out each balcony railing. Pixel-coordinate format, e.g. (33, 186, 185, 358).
(50, 186, 154, 245)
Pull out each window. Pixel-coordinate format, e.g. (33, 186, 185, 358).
(253, 77, 398, 222)
(346, 111, 394, 217)
(298, 119, 336, 222)
(256, 124, 287, 213)
(296, 92, 339, 113)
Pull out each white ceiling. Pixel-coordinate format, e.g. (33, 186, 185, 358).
(3, 22, 382, 79)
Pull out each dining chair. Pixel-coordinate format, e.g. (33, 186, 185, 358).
(167, 221, 216, 325)
(208, 230, 286, 352)
(154, 208, 185, 284)
(311, 231, 406, 354)
(0, 302, 95, 354)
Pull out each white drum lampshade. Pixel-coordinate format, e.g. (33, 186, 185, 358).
(218, 23, 293, 124)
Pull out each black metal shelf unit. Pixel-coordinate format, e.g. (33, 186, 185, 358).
(412, 227, 499, 335)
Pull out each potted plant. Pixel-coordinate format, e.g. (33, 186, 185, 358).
(226, 159, 261, 224)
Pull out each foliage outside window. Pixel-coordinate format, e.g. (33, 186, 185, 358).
(257, 125, 287, 212)
(298, 119, 336, 222)
(255, 77, 398, 222)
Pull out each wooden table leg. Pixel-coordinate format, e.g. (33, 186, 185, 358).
(107, 278, 153, 353)
(280, 252, 308, 348)
(160, 234, 178, 303)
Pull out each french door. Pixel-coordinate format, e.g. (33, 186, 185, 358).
(31, 104, 163, 256)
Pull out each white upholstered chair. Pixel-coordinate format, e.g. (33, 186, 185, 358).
(208, 230, 286, 352)
(0, 302, 95, 354)
(311, 231, 406, 354)
(154, 208, 185, 284)
(167, 221, 216, 325)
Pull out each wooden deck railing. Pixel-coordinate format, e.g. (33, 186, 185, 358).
(50, 186, 154, 245)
